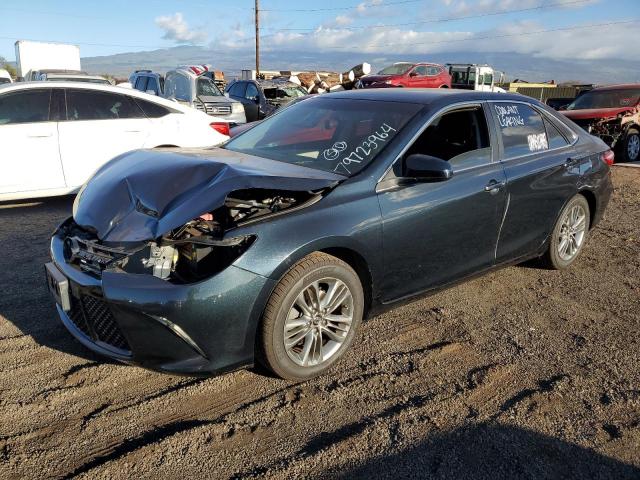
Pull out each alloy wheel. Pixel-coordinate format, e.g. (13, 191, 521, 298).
(627, 134, 640, 162)
(283, 278, 354, 367)
(557, 204, 587, 261)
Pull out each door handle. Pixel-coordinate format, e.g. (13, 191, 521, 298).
(125, 130, 142, 133)
(563, 157, 580, 168)
(484, 180, 506, 192)
(27, 133, 53, 138)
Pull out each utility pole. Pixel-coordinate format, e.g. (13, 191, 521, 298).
(255, 0, 260, 77)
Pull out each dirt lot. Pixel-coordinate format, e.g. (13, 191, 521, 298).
(0, 167, 638, 479)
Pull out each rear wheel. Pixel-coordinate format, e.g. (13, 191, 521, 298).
(540, 195, 590, 270)
(619, 128, 639, 163)
(257, 253, 364, 380)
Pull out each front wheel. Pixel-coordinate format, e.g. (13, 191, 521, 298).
(540, 195, 590, 270)
(257, 253, 364, 380)
(619, 128, 639, 163)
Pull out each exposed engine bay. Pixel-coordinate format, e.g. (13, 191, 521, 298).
(573, 108, 640, 149)
(61, 188, 321, 283)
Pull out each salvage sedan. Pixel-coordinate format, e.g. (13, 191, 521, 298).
(46, 89, 613, 380)
(561, 84, 640, 163)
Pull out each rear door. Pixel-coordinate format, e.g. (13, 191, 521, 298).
(377, 103, 508, 301)
(0, 88, 66, 195)
(489, 101, 578, 262)
(57, 88, 151, 188)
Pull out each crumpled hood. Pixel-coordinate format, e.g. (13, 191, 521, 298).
(73, 147, 343, 242)
(562, 106, 635, 121)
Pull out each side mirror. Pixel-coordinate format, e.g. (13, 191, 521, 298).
(252, 95, 260, 104)
(558, 105, 567, 111)
(409, 71, 418, 77)
(403, 154, 453, 182)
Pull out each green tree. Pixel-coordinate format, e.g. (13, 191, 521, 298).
(0, 56, 17, 78)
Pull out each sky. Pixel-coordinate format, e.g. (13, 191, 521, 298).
(0, 0, 639, 63)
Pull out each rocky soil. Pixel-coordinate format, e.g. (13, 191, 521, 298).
(0, 167, 638, 479)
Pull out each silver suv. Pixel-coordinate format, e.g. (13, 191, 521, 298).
(165, 68, 245, 125)
(130, 68, 246, 125)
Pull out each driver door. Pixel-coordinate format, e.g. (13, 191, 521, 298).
(376, 103, 507, 302)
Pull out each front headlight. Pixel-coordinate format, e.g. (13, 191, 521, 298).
(231, 102, 244, 113)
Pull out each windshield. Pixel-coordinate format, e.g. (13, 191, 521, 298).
(567, 88, 640, 110)
(377, 63, 413, 75)
(196, 77, 222, 97)
(224, 97, 422, 176)
(263, 85, 307, 101)
(450, 69, 476, 85)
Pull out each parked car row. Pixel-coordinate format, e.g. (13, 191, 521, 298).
(129, 67, 246, 125)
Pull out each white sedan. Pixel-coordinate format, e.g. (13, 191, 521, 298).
(0, 82, 230, 201)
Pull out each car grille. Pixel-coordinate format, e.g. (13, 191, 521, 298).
(68, 293, 131, 354)
(196, 102, 232, 116)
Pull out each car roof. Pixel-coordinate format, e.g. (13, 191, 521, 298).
(590, 83, 640, 92)
(323, 88, 529, 105)
(0, 81, 193, 111)
(255, 79, 302, 88)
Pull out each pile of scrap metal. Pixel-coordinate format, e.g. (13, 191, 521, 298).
(271, 63, 372, 94)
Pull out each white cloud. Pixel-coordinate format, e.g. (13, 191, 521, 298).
(253, 19, 636, 62)
(155, 13, 207, 44)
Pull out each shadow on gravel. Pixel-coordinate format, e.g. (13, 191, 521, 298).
(338, 423, 640, 480)
(0, 196, 105, 362)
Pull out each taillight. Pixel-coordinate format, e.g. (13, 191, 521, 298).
(210, 122, 230, 136)
(600, 150, 615, 166)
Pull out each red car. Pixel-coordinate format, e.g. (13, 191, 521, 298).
(358, 62, 451, 89)
(561, 84, 640, 163)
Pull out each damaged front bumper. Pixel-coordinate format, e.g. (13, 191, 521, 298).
(47, 228, 275, 375)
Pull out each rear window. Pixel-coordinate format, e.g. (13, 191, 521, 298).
(133, 97, 173, 118)
(493, 102, 549, 158)
(224, 97, 422, 176)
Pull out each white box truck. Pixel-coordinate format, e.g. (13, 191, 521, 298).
(15, 40, 81, 81)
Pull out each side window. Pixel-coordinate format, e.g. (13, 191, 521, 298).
(426, 66, 440, 76)
(0, 90, 51, 125)
(134, 76, 148, 92)
(165, 73, 190, 101)
(493, 102, 549, 158)
(405, 106, 491, 171)
(412, 66, 427, 76)
(245, 83, 259, 101)
(133, 97, 173, 118)
(66, 90, 144, 120)
(544, 117, 569, 149)
(483, 74, 493, 86)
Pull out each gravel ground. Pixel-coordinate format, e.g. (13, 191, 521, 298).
(0, 167, 638, 480)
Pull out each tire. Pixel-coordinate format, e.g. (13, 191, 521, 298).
(619, 128, 640, 163)
(257, 252, 364, 381)
(539, 194, 590, 270)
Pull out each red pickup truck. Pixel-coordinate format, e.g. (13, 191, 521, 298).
(358, 62, 451, 89)
(561, 84, 640, 163)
